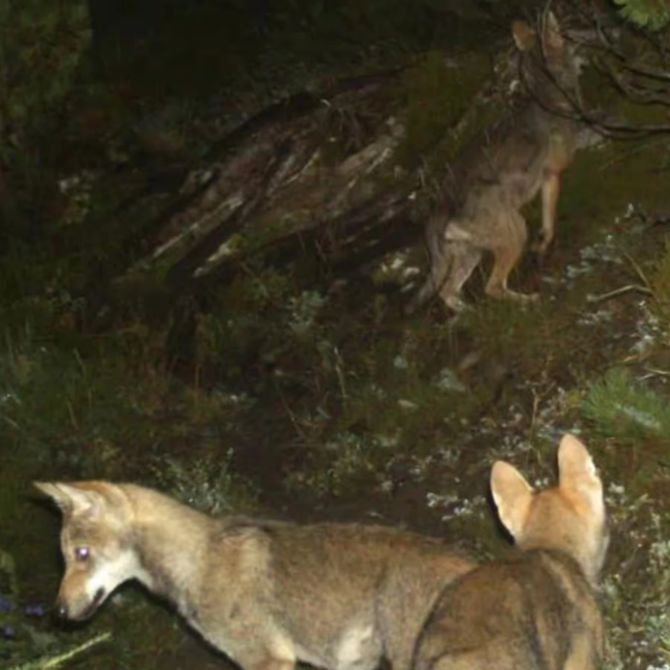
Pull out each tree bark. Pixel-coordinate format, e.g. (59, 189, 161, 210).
(122, 70, 427, 302)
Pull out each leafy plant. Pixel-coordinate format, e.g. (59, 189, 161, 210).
(582, 368, 670, 440)
(151, 448, 257, 515)
(650, 239, 670, 330)
(613, 0, 670, 29)
(0, 1, 90, 156)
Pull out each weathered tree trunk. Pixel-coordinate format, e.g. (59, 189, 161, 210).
(121, 71, 429, 304)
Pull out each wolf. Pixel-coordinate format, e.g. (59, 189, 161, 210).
(35, 480, 474, 670)
(408, 12, 582, 313)
(410, 434, 608, 670)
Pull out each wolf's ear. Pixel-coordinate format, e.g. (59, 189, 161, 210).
(541, 11, 564, 55)
(490, 461, 534, 540)
(512, 20, 536, 51)
(557, 434, 604, 513)
(34, 482, 105, 516)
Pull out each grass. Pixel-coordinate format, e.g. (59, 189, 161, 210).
(582, 368, 670, 441)
(0, 323, 258, 668)
(1, 181, 668, 670)
(601, 482, 670, 670)
(1, 8, 670, 667)
(0, 328, 256, 668)
(650, 239, 670, 343)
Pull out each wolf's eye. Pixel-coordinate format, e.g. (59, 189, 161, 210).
(74, 547, 90, 562)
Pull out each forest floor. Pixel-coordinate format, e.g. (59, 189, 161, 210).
(1, 6, 669, 669)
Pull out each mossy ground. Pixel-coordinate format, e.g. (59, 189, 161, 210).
(1, 6, 670, 669)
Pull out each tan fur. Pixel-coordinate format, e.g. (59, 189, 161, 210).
(412, 434, 608, 670)
(408, 12, 582, 313)
(35, 481, 474, 670)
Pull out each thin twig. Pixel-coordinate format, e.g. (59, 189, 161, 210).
(641, 367, 670, 379)
(332, 345, 348, 403)
(9, 632, 112, 670)
(273, 379, 309, 443)
(586, 284, 652, 303)
(622, 251, 652, 290)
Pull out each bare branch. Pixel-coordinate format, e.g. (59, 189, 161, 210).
(518, 8, 670, 141)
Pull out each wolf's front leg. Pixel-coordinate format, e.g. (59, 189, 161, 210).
(534, 172, 561, 255)
(562, 632, 601, 670)
(249, 657, 295, 670)
(223, 634, 297, 670)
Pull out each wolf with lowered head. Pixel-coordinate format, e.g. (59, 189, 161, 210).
(36, 480, 474, 670)
(412, 434, 608, 670)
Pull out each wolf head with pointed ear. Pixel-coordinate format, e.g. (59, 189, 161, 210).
(490, 434, 608, 584)
(35, 481, 142, 621)
(512, 11, 582, 111)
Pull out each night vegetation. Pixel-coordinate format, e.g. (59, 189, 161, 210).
(1, 0, 670, 668)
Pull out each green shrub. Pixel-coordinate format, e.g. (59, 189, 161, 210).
(582, 368, 670, 440)
(614, 0, 670, 29)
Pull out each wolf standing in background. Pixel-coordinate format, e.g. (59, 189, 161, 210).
(35, 481, 473, 670)
(408, 12, 582, 313)
(411, 434, 608, 670)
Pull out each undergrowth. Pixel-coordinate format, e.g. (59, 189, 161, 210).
(0, 8, 669, 666)
(583, 368, 670, 442)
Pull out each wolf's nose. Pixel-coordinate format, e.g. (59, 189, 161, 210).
(55, 601, 68, 619)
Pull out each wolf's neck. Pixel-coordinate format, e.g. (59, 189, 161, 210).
(122, 485, 220, 616)
(524, 538, 595, 586)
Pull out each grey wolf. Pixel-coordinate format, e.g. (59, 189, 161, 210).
(408, 12, 582, 313)
(411, 434, 608, 670)
(35, 481, 474, 670)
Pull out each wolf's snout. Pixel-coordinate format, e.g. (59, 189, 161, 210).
(55, 586, 105, 621)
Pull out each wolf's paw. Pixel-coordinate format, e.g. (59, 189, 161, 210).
(444, 296, 469, 313)
(531, 239, 550, 255)
(531, 232, 554, 255)
(500, 289, 539, 304)
(522, 292, 540, 305)
(519, 291, 540, 304)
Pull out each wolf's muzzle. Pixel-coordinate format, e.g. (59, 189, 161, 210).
(56, 587, 106, 621)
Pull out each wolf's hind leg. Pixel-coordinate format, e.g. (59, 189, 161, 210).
(438, 244, 482, 312)
(406, 250, 450, 314)
(485, 212, 537, 303)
